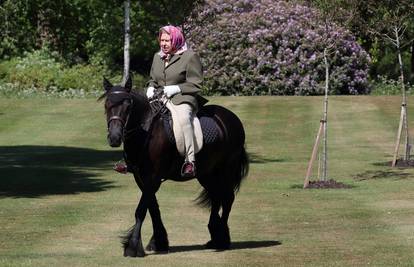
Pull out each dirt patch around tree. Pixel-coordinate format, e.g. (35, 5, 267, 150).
(393, 159, 414, 168)
(305, 179, 352, 189)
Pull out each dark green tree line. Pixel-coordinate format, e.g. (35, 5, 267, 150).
(0, 0, 201, 73)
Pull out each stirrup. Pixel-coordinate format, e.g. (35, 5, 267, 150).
(181, 161, 196, 178)
(113, 161, 128, 174)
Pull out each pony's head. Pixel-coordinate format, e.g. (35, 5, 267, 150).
(100, 76, 133, 147)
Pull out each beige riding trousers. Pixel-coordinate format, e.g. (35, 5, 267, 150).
(165, 100, 196, 162)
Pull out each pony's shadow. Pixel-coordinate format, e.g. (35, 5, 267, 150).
(0, 145, 122, 198)
(168, 240, 281, 253)
(249, 153, 286, 164)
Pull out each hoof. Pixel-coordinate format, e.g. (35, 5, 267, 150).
(146, 237, 169, 253)
(205, 240, 216, 249)
(124, 247, 146, 257)
(205, 240, 230, 250)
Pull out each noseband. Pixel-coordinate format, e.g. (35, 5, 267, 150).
(107, 90, 132, 130)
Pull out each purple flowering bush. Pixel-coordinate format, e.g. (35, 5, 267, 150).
(184, 0, 371, 95)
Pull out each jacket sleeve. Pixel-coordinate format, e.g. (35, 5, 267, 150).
(178, 52, 203, 94)
(146, 55, 159, 89)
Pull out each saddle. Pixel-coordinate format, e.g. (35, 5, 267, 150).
(157, 103, 223, 155)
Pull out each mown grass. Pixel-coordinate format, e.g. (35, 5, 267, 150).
(1, 96, 414, 266)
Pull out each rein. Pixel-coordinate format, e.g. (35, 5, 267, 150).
(107, 89, 168, 141)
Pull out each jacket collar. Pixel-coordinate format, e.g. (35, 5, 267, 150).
(158, 45, 187, 69)
(165, 53, 182, 69)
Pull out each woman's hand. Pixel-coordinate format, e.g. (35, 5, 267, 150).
(146, 86, 155, 98)
(163, 85, 181, 98)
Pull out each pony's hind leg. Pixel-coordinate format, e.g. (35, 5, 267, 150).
(206, 198, 221, 249)
(219, 190, 235, 249)
(204, 187, 234, 250)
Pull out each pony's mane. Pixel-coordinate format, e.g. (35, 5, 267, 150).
(97, 87, 146, 102)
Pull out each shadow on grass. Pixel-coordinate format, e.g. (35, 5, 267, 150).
(372, 161, 392, 167)
(290, 181, 355, 189)
(169, 240, 281, 253)
(353, 169, 411, 181)
(249, 153, 286, 164)
(0, 145, 123, 198)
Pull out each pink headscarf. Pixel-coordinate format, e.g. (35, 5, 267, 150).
(158, 25, 188, 56)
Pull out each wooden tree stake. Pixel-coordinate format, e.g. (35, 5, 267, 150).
(304, 120, 325, 188)
(392, 105, 405, 167)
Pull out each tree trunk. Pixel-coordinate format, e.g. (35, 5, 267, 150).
(395, 27, 410, 161)
(411, 40, 414, 82)
(322, 48, 329, 181)
(122, 0, 131, 85)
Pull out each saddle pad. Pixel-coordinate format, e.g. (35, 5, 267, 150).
(199, 116, 221, 143)
(163, 112, 221, 154)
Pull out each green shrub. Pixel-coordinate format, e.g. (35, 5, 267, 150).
(0, 48, 147, 98)
(370, 76, 414, 95)
(57, 64, 103, 91)
(2, 49, 62, 90)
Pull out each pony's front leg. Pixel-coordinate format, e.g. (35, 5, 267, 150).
(146, 193, 169, 253)
(123, 195, 147, 257)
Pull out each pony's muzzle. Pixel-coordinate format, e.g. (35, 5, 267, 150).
(107, 123, 123, 147)
(108, 134, 122, 147)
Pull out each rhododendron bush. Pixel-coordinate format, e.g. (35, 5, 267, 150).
(184, 0, 370, 95)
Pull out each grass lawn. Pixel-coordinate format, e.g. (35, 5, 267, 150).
(1, 96, 414, 266)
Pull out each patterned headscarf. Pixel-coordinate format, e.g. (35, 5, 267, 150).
(158, 25, 188, 56)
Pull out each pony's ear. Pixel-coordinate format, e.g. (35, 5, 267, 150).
(124, 75, 132, 92)
(103, 77, 113, 91)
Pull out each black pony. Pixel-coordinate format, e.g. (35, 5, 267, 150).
(100, 76, 249, 257)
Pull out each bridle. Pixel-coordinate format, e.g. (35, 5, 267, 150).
(107, 90, 133, 130)
(106, 89, 168, 141)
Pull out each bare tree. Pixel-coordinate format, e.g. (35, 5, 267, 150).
(374, 6, 414, 166)
(360, 1, 414, 165)
(303, 0, 354, 187)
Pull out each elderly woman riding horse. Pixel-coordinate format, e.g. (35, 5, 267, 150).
(101, 25, 248, 258)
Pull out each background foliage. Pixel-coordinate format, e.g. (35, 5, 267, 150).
(0, 0, 413, 96)
(185, 0, 370, 95)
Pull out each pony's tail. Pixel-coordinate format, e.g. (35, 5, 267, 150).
(195, 189, 212, 209)
(196, 146, 249, 208)
(234, 145, 249, 193)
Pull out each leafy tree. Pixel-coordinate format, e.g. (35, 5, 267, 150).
(0, 1, 37, 58)
(345, 0, 414, 82)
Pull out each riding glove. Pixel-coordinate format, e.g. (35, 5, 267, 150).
(146, 86, 155, 98)
(163, 85, 181, 98)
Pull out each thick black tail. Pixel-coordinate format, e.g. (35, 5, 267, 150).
(196, 146, 249, 208)
(235, 145, 249, 192)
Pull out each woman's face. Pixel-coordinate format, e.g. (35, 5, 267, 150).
(160, 32, 172, 54)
